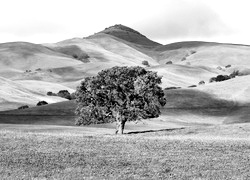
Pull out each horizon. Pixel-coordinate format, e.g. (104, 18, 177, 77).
(1, 0, 250, 45)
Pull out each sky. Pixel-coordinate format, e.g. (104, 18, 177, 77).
(0, 0, 250, 45)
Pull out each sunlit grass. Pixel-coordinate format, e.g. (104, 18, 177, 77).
(0, 124, 250, 179)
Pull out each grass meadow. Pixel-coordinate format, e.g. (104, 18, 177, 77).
(0, 124, 250, 179)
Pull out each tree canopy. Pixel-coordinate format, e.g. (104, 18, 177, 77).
(75, 66, 166, 134)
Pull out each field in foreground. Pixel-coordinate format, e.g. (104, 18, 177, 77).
(0, 124, 250, 179)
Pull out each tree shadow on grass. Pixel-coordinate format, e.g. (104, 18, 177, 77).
(127, 127, 185, 134)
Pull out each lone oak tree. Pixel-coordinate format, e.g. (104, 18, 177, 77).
(75, 66, 166, 134)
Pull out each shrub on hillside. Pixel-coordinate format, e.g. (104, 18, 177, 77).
(37, 101, 48, 106)
(18, 105, 29, 110)
(57, 90, 71, 100)
(142, 60, 149, 67)
(209, 75, 230, 83)
(166, 61, 173, 64)
(209, 77, 217, 83)
(47, 91, 57, 96)
(216, 75, 230, 82)
(73, 54, 90, 62)
(188, 85, 197, 88)
(198, 81, 205, 85)
(47, 90, 75, 99)
(225, 64, 231, 68)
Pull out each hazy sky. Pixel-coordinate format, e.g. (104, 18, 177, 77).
(0, 0, 249, 45)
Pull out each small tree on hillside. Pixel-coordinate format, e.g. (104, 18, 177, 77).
(57, 90, 71, 100)
(37, 101, 48, 106)
(75, 66, 166, 134)
(142, 60, 150, 67)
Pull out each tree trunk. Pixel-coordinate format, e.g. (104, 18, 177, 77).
(116, 120, 125, 134)
(115, 112, 126, 134)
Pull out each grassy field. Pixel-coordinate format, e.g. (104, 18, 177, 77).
(0, 124, 250, 179)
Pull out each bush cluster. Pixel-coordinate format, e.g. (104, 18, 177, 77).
(47, 90, 76, 100)
(18, 105, 29, 110)
(37, 101, 48, 106)
(209, 70, 239, 83)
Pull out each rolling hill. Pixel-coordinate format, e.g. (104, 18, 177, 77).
(0, 76, 72, 111)
(0, 24, 249, 128)
(95, 24, 161, 48)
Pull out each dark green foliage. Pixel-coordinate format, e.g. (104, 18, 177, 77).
(47, 90, 75, 100)
(215, 75, 230, 82)
(166, 61, 173, 64)
(142, 60, 149, 66)
(209, 74, 231, 83)
(75, 66, 166, 132)
(209, 77, 217, 83)
(198, 81, 205, 85)
(57, 90, 71, 100)
(18, 105, 29, 110)
(37, 101, 48, 106)
(47, 91, 57, 96)
(72, 54, 90, 62)
(225, 64, 231, 68)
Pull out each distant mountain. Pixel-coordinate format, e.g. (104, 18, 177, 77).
(90, 24, 161, 48)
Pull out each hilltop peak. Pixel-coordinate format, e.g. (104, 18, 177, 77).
(102, 24, 146, 38)
(91, 24, 162, 48)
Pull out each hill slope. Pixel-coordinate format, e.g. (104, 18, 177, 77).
(0, 25, 250, 128)
(0, 76, 73, 111)
(0, 42, 82, 72)
(155, 41, 250, 71)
